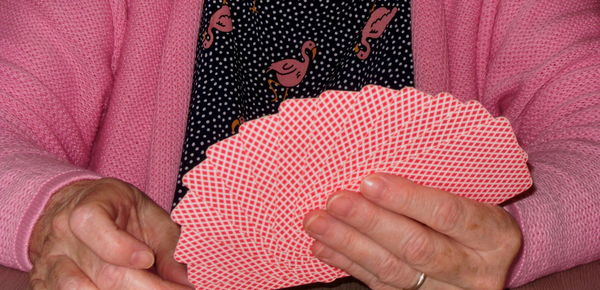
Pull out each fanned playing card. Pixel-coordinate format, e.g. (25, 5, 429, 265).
(171, 86, 532, 289)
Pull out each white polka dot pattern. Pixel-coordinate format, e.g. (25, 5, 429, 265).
(173, 0, 414, 208)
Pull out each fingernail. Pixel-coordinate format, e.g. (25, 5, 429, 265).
(361, 174, 386, 198)
(304, 214, 329, 235)
(131, 251, 154, 268)
(327, 194, 353, 217)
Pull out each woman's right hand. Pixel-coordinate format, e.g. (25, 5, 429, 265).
(28, 178, 193, 290)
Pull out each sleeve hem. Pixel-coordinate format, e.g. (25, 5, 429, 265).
(15, 170, 102, 271)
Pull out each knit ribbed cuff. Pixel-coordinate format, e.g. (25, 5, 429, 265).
(15, 170, 102, 270)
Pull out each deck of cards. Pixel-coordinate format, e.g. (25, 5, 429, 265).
(171, 85, 533, 289)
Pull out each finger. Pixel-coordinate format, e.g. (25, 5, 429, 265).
(360, 173, 520, 249)
(46, 255, 98, 290)
(312, 242, 464, 290)
(69, 184, 155, 269)
(311, 241, 398, 290)
(139, 197, 192, 286)
(304, 210, 419, 289)
(71, 241, 192, 290)
(324, 191, 481, 288)
(95, 264, 193, 290)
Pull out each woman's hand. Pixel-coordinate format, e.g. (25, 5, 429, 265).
(303, 173, 522, 290)
(28, 178, 192, 290)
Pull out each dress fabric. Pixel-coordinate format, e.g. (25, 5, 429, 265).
(173, 0, 415, 208)
(2, 1, 598, 287)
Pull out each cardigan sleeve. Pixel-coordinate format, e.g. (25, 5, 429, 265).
(475, 1, 600, 287)
(418, 0, 600, 285)
(0, 0, 124, 270)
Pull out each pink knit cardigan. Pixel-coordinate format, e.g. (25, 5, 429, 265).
(0, 0, 598, 287)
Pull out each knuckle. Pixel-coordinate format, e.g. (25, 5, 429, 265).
(431, 199, 462, 232)
(392, 180, 427, 216)
(391, 181, 415, 212)
(374, 254, 403, 284)
(402, 230, 434, 266)
(312, 242, 333, 260)
(338, 258, 357, 273)
(338, 229, 358, 249)
(358, 207, 381, 231)
(50, 212, 71, 236)
(69, 204, 98, 231)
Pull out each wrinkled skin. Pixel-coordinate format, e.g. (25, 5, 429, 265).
(304, 173, 522, 290)
(28, 178, 193, 290)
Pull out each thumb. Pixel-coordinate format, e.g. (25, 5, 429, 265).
(140, 197, 193, 286)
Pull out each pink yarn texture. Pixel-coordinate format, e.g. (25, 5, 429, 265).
(0, 0, 598, 287)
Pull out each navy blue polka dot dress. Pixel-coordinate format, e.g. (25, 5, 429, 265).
(173, 0, 414, 209)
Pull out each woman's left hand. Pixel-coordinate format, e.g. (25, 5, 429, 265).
(303, 173, 522, 290)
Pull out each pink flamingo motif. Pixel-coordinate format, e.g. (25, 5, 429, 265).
(231, 116, 245, 134)
(249, 0, 258, 13)
(266, 40, 317, 102)
(354, 6, 398, 60)
(202, 0, 233, 49)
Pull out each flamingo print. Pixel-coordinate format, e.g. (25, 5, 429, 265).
(202, 0, 233, 49)
(231, 116, 245, 134)
(249, 0, 258, 13)
(266, 40, 317, 102)
(354, 6, 398, 60)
